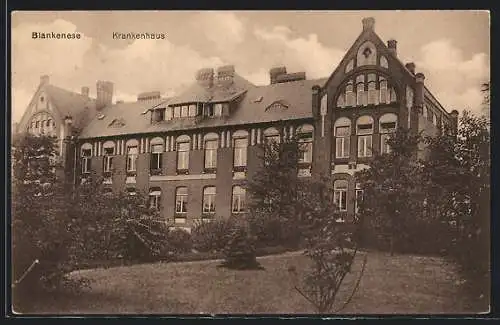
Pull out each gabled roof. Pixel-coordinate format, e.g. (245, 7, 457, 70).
(78, 77, 327, 140)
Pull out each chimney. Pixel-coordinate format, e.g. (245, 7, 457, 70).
(362, 17, 375, 31)
(269, 66, 287, 85)
(81, 86, 89, 97)
(137, 91, 161, 103)
(387, 39, 397, 57)
(216, 65, 235, 88)
(405, 62, 416, 75)
(96, 81, 114, 110)
(196, 68, 214, 88)
(276, 72, 306, 83)
(40, 75, 50, 85)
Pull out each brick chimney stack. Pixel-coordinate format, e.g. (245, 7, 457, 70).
(387, 39, 397, 57)
(96, 81, 114, 110)
(362, 17, 375, 31)
(196, 68, 215, 89)
(269, 66, 287, 85)
(216, 65, 235, 88)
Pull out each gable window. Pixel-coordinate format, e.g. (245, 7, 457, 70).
(232, 186, 246, 213)
(175, 187, 188, 214)
(298, 125, 314, 164)
(379, 77, 389, 104)
(149, 187, 162, 210)
(126, 145, 138, 172)
(334, 117, 351, 159)
(357, 41, 377, 66)
(150, 138, 164, 175)
(334, 179, 348, 212)
(81, 146, 92, 174)
(233, 131, 249, 169)
(204, 134, 218, 170)
(367, 74, 378, 105)
(202, 186, 216, 214)
(176, 136, 190, 171)
(345, 81, 355, 107)
(380, 55, 389, 69)
(357, 115, 374, 158)
(103, 142, 115, 173)
(379, 113, 398, 154)
(356, 75, 366, 106)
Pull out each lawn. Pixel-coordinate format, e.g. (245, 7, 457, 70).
(24, 250, 476, 315)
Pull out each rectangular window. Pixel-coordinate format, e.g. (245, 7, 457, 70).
(177, 141, 190, 171)
(204, 104, 215, 117)
(358, 135, 372, 157)
(368, 83, 378, 105)
(81, 149, 92, 174)
(233, 138, 248, 168)
(188, 104, 197, 117)
(334, 189, 347, 212)
(298, 133, 313, 163)
(165, 107, 173, 120)
(181, 105, 189, 117)
(103, 147, 114, 173)
(175, 187, 188, 214)
(126, 146, 138, 172)
(150, 144, 163, 172)
(355, 188, 364, 214)
(335, 126, 350, 158)
(204, 139, 218, 169)
(202, 187, 216, 214)
(232, 186, 246, 213)
(214, 103, 223, 116)
(149, 190, 161, 210)
(174, 106, 181, 118)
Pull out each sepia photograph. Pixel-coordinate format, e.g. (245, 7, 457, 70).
(10, 10, 491, 315)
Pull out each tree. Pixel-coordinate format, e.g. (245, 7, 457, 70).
(355, 127, 426, 255)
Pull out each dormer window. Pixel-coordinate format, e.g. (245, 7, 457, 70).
(153, 108, 165, 122)
(188, 104, 197, 117)
(204, 103, 215, 117)
(165, 107, 173, 120)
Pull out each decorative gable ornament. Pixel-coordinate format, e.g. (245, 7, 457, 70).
(265, 100, 289, 112)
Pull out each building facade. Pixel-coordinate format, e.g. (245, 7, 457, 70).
(16, 17, 459, 230)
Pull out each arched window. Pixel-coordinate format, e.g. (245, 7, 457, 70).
(103, 141, 116, 173)
(233, 130, 249, 169)
(203, 133, 219, 170)
(334, 179, 348, 212)
(264, 127, 280, 144)
(380, 55, 389, 69)
(149, 187, 162, 210)
(297, 124, 314, 164)
(176, 135, 190, 171)
(379, 77, 389, 104)
(334, 117, 351, 159)
(345, 59, 354, 73)
(367, 74, 378, 105)
(232, 186, 246, 213)
(356, 75, 366, 106)
(81, 143, 93, 174)
(127, 187, 137, 196)
(336, 93, 345, 108)
(379, 113, 398, 154)
(126, 139, 139, 173)
(202, 186, 216, 214)
(357, 41, 377, 66)
(345, 80, 355, 107)
(175, 187, 188, 214)
(150, 137, 164, 174)
(356, 115, 374, 158)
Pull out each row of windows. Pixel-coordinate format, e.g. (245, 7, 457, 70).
(337, 75, 398, 108)
(152, 103, 227, 122)
(139, 185, 246, 215)
(28, 113, 55, 135)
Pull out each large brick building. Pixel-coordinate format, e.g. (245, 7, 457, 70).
(16, 17, 458, 229)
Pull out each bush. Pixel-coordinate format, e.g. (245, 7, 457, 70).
(220, 223, 262, 270)
(166, 228, 193, 254)
(191, 218, 234, 253)
(248, 215, 302, 249)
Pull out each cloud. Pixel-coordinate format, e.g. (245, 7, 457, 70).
(415, 39, 489, 114)
(196, 12, 245, 51)
(253, 25, 345, 79)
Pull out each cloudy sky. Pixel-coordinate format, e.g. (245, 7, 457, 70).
(11, 10, 490, 123)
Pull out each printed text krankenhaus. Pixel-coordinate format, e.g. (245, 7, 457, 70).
(113, 32, 167, 40)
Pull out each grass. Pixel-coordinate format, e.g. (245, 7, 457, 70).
(19, 250, 479, 315)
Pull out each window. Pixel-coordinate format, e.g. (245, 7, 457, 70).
(357, 116, 374, 158)
(154, 108, 165, 122)
(127, 187, 137, 196)
(390, 87, 397, 103)
(175, 187, 188, 214)
(46, 119, 51, 127)
(355, 183, 364, 215)
(174, 106, 181, 118)
(337, 93, 345, 108)
(214, 103, 223, 116)
(81, 148, 92, 174)
(380, 55, 389, 69)
(202, 186, 216, 214)
(233, 135, 248, 168)
(345, 81, 355, 107)
(356, 75, 366, 106)
(165, 107, 173, 120)
(334, 117, 351, 158)
(367, 74, 378, 105)
(334, 180, 348, 212)
(204, 104, 215, 117)
(379, 113, 398, 154)
(176, 138, 190, 171)
(357, 41, 377, 66)
(232, 186, 246, 213)
(181, 105, 189, 117)
(264, 127, 280, 145)
(423, 104, 428, 118)
(35, 121, 39, 128)
(149, 188, 161, 210)
(379, 78, 389, 104)
(298, 126, 314, 164)
(103, 146, 115, 173)
(406, 86, 414, 109)
(204, 138, 218, 170)
(150, 141, 164, 173)
(188, 104, 197, 117)
(126, 145, 138, 172)
(345, 59, 354, 73)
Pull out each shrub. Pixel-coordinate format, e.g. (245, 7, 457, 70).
(166, 228, 193, 254)
(248, 216, 302, 249)
(220, 223, 262, 270)
(191, 218, 234, 253)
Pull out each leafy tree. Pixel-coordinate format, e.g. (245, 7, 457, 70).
(355, 127, 426, 255)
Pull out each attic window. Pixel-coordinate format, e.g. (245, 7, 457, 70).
(265, 101, 289, 112)
(363, 47, 372, 58)
(253, 96, 263, 103)
(108, 118, 126, 128)
(97, 114, 105, 120)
